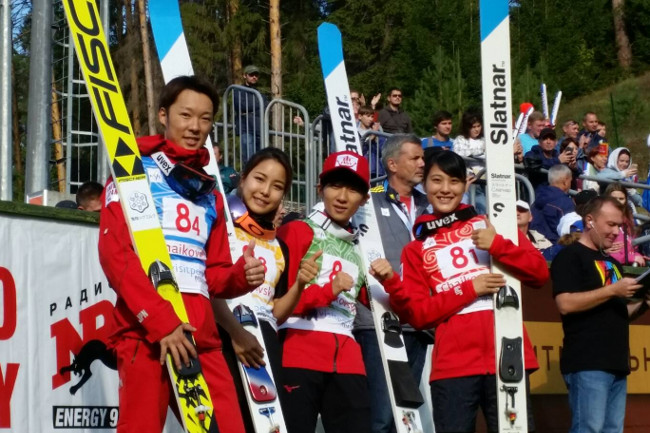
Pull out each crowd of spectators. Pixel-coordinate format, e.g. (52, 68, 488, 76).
(228, 77, 649, 265)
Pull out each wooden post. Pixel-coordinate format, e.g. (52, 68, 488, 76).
(51, 73, 65, 193)
(269, 0, 282, 147)
(138, 0, 156, 134)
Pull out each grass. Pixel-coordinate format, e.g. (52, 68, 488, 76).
(557, 71, 650, 178)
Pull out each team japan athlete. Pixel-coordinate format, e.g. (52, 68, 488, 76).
(382, 150, 549, 433)
(99, 76, 264, 433)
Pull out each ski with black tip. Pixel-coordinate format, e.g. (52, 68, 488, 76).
(149, 3, 286, 432)
(317, 22, 426, 433)
(62, 1, 218, 431)
(479, 1, 528, 432)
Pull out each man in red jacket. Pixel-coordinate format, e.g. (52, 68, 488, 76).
(99, 76, 264, 433)
(381, 150, 549, 433)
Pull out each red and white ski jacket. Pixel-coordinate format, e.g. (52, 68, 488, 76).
(382, 205, 549, 382)
(277, 217, 369, 375)
(98, 135, 251, 346)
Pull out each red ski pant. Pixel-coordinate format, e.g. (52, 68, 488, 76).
(114, 294, 245, 433)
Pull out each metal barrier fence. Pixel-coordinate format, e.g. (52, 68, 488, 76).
(308, 114, 326, 209)
(220, 84, 266, 172)
(264, 99, 310, 213)
(214, 87, 650, 223)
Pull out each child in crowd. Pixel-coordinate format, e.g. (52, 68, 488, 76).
(357, 105, 386, 179)
(604, 182, 646, 266)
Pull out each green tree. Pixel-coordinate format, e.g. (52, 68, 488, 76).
(409, 47, 467, 136)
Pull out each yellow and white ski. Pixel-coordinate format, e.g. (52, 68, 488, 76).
(62, 1, 219, 431)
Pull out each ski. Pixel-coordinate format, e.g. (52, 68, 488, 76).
(149, 3, 287, 432)
(513, 106, 533, 142)
(317, 22, 425, 433)
(550, 91, 562, 127)
(540, 83, 549, 120)
(479, 1, 528, 432)
(61, 1, 218, 432)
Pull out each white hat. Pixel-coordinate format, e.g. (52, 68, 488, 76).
(557, 212, 582, 236)
(516, 200, 530, 211)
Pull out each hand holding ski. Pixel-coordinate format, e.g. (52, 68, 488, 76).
(231, 327, 266, 368)
(472, 274, 506, 297)
(160, 323, 199, 369)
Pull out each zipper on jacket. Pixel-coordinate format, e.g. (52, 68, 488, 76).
(332, 334, 339, 373)
(131, 340, 141, 364)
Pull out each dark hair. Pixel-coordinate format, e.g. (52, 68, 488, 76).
(581, 196, 625, 225)
(387, 87, 402, 96)
(617, 148, 631, 159)
(424, 150, 467, 183)
(358, 105, 374, 116)
(158, 76, 219, 115)
(76, 181, 104, 207)
(240, 147, 293, 195)
(460, 111, 482, 139)
(320, 170, 369, 195)
(559, 137, 578, 153)
(432, 110, 453, 129)
(604, 182, 633, 223)
(574, 189, 598, 216)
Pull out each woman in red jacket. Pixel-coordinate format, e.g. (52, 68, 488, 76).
(381, 150, 549, 433)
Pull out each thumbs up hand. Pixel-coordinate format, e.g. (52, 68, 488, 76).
(243, 240, 265, 288)
(298, 250, 322, 289)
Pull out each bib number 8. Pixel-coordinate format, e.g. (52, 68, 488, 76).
(450, 246, 480, 269)
(175, 203, 201, 235)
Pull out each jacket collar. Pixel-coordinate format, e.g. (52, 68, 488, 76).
(382, 180, 428, 217)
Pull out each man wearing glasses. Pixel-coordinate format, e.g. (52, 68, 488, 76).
(378, 87, 413, 134)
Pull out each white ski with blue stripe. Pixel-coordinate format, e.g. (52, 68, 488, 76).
(479, 2, 528, 432)
(149, 3, 287, 432)
(318, 22, 427, 433)
(540, 83, 549, 120)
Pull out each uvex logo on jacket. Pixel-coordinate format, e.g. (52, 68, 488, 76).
(426, 214, 458, 230)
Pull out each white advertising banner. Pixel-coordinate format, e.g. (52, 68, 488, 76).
(0, 213, 181, 432)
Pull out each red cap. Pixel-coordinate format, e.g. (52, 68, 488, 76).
(319, 151, 370, 189)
